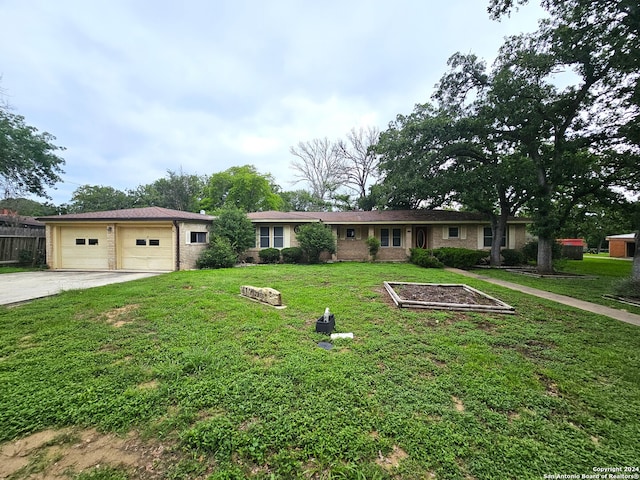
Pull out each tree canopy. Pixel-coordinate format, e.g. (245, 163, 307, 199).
(131, 169, 206, 211)
(375, 0, 639, 273)
(203, 165, 283, 213)
(67, 185, 132, 213)
(0, 103, 65, 199)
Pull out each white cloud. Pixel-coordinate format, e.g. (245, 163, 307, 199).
(0, 0, 546, 205)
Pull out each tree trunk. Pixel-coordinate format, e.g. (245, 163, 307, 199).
(490, 216, 507, 267)
(537, 236, 555, 275)
(633, 230, 640, 282)
(490, 229, 502, 266)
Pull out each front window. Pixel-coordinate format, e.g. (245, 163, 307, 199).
(380, 228, 390, 247)
(392, 228, 402, 247)
(448, 227, 459, 238)
(260, 227, 270, 248)
(346, 228, 356, 238)
(190, 232, 207, 243)
(273, 226, 284, 248)
(483, 227, 506, 247)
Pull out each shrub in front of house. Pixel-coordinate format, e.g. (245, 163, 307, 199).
(431, 247, 486, 269)
(366, 236, 381, 261)
(210, 207, 256, 257)
(281, 247, 304, 264)
(259, 248, 281, 264)
(409, 248, 444, 268)
(196, 235, 237, 269)
(501, 249, 527, 266)
(295, 222, 336, 264)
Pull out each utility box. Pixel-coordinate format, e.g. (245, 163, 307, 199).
(315, 314, 335, 334)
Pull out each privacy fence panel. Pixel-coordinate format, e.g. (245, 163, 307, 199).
(0, 228, 46, 265)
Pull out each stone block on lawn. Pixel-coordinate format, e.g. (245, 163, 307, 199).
(240, 285, 283, 307)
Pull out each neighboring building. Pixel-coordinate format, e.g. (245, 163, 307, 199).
(246, 210, 530, 262)
(0, 213, 45, 230)
(37, 207, 213, 271)
(606, 233, 637, 258)
(557, 238, 587, 260)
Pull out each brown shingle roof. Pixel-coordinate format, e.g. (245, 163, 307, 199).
(247, 210, 529, 224)
(37, 206, 214, 222)
(0, 214, 45, 228)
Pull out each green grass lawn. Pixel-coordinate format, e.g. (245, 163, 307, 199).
(1, 263, 639, 479)
(471, 255, 640, 315)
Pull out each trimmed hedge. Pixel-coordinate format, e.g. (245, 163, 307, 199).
(258, 248, 281, 264)
(409, 248, 444, 268)
(501, 249, 527, 266)
(281, 247, 304, 264)
(411, 247, 488, 269)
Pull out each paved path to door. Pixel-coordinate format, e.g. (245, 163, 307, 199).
(447, 268, 640, 327)
(0, 271, 162, 306)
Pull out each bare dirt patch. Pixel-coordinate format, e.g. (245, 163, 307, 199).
(375, 445, 408, 470)
(397, 284, 498, 306)
(452, 396, 465, 412)
(102, 304, 140, 328)
(0, 428, 181, 480)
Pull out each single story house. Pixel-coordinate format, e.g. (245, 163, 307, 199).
(606, 233, 637, 258)
(246, 210, 530, 262)
(37, 207, 214, 271)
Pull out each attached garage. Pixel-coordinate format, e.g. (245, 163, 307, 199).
(118, 226, 174, 271)
(38, 207, 214, 272)
(59, 225, 109, 270)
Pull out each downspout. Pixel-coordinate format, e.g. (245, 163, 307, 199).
(173, 220, 180, 271)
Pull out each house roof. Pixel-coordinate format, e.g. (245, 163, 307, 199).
(606, 233, 637, 241)
(37, 206, 214, 223)
(247, 210, 530, 224)
(0, 214, 45, 228)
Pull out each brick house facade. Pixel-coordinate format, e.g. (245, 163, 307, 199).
(246, 210, 529, 262)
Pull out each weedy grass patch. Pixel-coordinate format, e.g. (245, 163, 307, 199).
(1, 262, 639, 479)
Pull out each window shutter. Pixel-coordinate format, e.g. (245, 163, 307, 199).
(356, 227, 361, 240)
(460, 226, 467, 240)
(477, 226, 484, 249)
(442, 226, 449, 240)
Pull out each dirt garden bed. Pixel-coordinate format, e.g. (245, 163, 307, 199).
(384, 281, 515, 314)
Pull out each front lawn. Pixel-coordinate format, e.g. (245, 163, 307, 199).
(1, 263, 639, 479)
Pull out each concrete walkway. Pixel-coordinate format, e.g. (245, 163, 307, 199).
(0, 271, 162, 306)
(447, 268, 640, 327)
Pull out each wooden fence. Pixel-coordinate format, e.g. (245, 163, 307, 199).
(0, 227, 46, 265)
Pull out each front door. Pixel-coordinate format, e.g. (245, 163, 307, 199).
(415, 227, 429, 249)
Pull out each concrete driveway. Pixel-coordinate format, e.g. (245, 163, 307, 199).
(0, 271, 163, 306)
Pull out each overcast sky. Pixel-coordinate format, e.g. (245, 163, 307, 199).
(0, 0, 546, 206)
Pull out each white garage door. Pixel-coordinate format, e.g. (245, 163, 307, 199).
(60, 227, 109, 270)
(118, 227, 173, 271)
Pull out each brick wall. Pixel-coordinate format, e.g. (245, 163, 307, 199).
(180, 221, 210, 269)
(336, 238, 368, 261)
